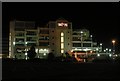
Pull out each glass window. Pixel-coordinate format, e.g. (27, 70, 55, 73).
(61, 32, 64, 36)
(83, 43, 91, 47)
(26, 31, 36, 35)
(61, 43, 64, 49)
(39, 42, 49, 46)
(15, 38, 24, 42)
(26, 37, 37, 41)
(15, 33, 24, 36)
(49, 22, 56, 28)
(61, 50, 64, 53)
(39, 30, 49, 34)
(61, 37, 64, 42)
(73, 43, 81, 47)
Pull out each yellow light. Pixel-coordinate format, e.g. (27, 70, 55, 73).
(61, 50, 64, 53)
(97, 54, 100, 57)
(43, 53, 46, 56)
(61, 43, 64, 49)
(61, 32, 64, 36)
(13, 42, 15, 45)
(61, 37, 64, 42)
(112, 40, 115, 44)
(36, 49, 38, 53)
(90, 51, 93, 53)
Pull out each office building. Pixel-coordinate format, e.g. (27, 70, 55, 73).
(9, 18, 72, 59)
(9, 18, 101, 59)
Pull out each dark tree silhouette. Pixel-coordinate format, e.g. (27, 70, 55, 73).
(27, 45, 37, 59)
(47, 52, 55, 61)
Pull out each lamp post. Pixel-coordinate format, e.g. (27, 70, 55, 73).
(112, 40, 115, 55)
(90, 35, 93, 47)
(80, 31, 83, 50)
(100, 43, 102, 52)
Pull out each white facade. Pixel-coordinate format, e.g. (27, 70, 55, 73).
(72, 29, 102, 54)
(9, 19, 102, 59)
(9, 18, 72, 59)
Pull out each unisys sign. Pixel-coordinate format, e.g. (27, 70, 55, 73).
(58, 22, 68, 27)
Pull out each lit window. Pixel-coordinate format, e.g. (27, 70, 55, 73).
(61, 37, 64, 42)
(39, 49, 43, 53)
(96, 48, 99, 51)
(43, 53, 46, 56)
(25, 42, 28, 44)
(9, 47, 11, 51)
(71, 50, 73, 52)
(64, 23, 68, 27)
(9, 42, 11, 46)
(36, 49, 38, 53)
(97, 54, 100, 57)
(25, 53, 27, 55)
(61, 32, 64, 36)
(61, 43, 64, 49)
(61, 50, 64, 53)
(13, 42, 15, 45)
(44, 49, 47, 51)
(109, 54, 112, 57)
(58, 23, 63, 26)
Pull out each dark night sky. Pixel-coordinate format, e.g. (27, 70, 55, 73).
(2, 2, 120, 53)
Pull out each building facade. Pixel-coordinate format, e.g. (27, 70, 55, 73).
(72, 29, 102, 52)
(9, 18, 101, 59)
(72, 29, 102, 60)
(9, 18, 72, 59)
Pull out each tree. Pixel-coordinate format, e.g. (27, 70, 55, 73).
(27, 45, 37, 59)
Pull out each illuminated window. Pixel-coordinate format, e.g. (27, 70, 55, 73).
(97, 54, 100, 57)
(64, 23, 68, 27)
(44, 49, 47, 51)
(61, 32, 64, 53)
(9, 43, 11, 46)
(13, 42, 15, 45)
(9, 47, 11, 51)
(25, 53, 27, 55)
(61, 37, 64, 42)
(43, 53, 46, 56)
(25, 42, 28, 44)
(61, 50, 64, 53)
(61, 43, 64, 49)
(58, 23, 63, 26)
(39, 49, 43, 53)
(36, 49, 38, 53)
(61, 32, 64, 36)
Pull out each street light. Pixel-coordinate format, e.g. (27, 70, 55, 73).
(80, 31, 83, 50)
(90, 35, 93, 47)
(100, 43, 103, 52)
(112, 40, 116, 55)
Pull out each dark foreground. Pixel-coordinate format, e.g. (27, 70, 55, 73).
(2, 59, 120, 80)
